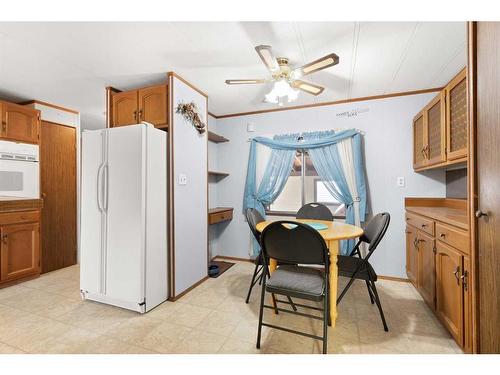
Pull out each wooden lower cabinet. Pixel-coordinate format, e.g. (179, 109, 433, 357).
(417, 231, 435, 309)
(405, 209, 471, 351)
(405, 226, 418, 286)
(0, 210, 40, 286)
(435, 241, 464, 345)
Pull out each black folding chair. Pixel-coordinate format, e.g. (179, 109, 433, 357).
(257, 221, 330, 354)
(337, 212, 391, 332)
(296, 202, 334, 221)
(244, 209, 296, 311)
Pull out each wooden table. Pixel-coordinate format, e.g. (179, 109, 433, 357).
(255, 219, 363, 327)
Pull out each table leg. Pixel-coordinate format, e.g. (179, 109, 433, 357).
(328, 240, 339, 327)
(269, 258, 278, 313)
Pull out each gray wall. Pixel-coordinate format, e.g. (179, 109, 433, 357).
(446, 168, 467, 199)
(209, 93, 447, 278)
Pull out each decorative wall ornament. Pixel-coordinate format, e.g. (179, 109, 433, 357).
(176, 101, 206, 134)
(336, 107, 370, 118)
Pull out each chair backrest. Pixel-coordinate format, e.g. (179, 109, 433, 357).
(360, 212, 390, 257)
(261, 221, 329, 266)
(296, 203, 334, 221)
(245, 208, 265, 242)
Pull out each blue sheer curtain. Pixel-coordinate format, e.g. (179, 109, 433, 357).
(304, 131, 356, 254)
(243, 129, 366, 256)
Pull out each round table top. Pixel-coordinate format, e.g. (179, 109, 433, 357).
(255, 219, 363, 241)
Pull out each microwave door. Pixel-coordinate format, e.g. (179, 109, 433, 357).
(0, 159, 39, 198)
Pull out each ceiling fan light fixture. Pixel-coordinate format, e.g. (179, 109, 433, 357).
(264, 79, 300, 106)
(303, 57, 335, 74)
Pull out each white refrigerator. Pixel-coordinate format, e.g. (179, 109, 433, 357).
(80, 123, 168, 313)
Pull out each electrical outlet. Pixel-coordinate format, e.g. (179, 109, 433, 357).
(397, 176, 405, 187)
(179, 174, 187, 185)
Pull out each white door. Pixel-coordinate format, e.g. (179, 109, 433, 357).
(80, 130, 106, 295)
(104, 125, 145, 304)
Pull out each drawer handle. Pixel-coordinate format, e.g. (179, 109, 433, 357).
(439, 233, 446, 238)
(2, 234, 7, 244)
(421, 224, 427, 228)
(453, 266, 460, 285)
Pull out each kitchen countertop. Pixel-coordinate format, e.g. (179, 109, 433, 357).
(0, 196, 43, 213)
(405, 198, 468, 230)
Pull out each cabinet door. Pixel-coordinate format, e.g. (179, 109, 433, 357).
(406, 226, 418, 287)
(413, 111, 426, 169)
(417, 231, 436, 309)
(111, 90, 138, 127)
(435, 241, 464, 345)
(425, 92, 447, 166)
(0, 223, 39, 282)
(446, 69, 468, 161)
(0, 102, 39, 144)
(138, 85, 167, 127)
(463, 255, 472, 352)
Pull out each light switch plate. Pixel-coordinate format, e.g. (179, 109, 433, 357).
(397, 176, 405, 187)
(179, 174, 187, 185)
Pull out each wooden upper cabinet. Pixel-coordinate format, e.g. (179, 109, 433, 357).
(425, 92, 447, 166)
(446, 68, 468, 161)
(138, 85, 168, 127)
(111, 91, 138, 127)
(109, 84, 168, 129)
(435, 241, 464, 345)
(416, 231, 436, 309)
(0, 101, 40, 144)
(413, 111, 426, 169)
(406, 226, 418, 286)
(0, 222, 40, 282)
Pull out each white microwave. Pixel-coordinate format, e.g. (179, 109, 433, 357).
(0, 140, 40, 198)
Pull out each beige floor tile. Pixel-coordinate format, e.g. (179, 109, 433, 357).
(217, 338, 279, 354)
(83, 335, 158, 354)
(195, 310, 242, 337)
(266, 329, 314, 354)
(105, 316, 163, 345)
(0, 342, 26, 354)
(136, 321, 193, 353)
(146, 300, 182, 321)
(229, 318, 272, 344)
(36, 298, 83, 319)
(8, 320, 75, 353)
(172, 328, 227, 354)
(0, 285, 35, 302)
(29, 327, 100, 354)
(0, 289, 65, 313)
(167, 303, 212, 328)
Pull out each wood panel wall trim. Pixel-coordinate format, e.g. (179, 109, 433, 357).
(167, 71, 208, 99)
(467, 21, 479, 354)
(405, 197, 468, 210)
(19, 100, 80, 115)
(212, 255, 254, 263)
(210, 87, 444, 119)
(167, 73, 175, 298)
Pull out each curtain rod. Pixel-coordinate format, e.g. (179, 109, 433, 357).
(246, 128, 366, 142)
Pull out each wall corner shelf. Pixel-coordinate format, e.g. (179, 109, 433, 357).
(208, 131, 229, 143)
(208, 170, 229, 179)
(208, 207, 234, 225)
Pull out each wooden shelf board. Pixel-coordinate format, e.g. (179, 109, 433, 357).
(208, 207, 234, 214)
(208, 131, 229, 143)
(208, 171, 229, 178)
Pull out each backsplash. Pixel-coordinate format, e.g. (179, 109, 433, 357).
(446, 168, 467, 199)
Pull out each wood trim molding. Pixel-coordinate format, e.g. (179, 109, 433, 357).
(167, 71, 208, 99)
(467, 20, 479, 354)
(18, 100, 79, 114)
(167, 73, 176, 298)
(208, 111, 217, 118)
(168, 276, 209, 301)
(210, 87, 444, 119)
(378, 275, 410, 283)
(212, 255, 254, 263)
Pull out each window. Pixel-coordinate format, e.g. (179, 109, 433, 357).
(268, 151, 346, 217)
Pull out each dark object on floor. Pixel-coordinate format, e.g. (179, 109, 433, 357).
(208, 264, 219, 277)
(257, 220, 330, 354)
(208, 260, 235, 278)
(337, 212, 391, 332)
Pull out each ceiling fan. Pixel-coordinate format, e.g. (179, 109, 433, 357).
(225, 45, 339, 106)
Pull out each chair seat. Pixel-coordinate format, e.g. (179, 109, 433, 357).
(337, 255, 377, 281)
(266, 265, 325, 301)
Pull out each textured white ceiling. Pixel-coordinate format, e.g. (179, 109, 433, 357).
(0, 22, 466, 129)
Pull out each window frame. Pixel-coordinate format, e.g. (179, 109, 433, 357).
(265, 151, 346, 219)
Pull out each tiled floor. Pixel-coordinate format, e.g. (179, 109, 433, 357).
(0, 260, 462, 354)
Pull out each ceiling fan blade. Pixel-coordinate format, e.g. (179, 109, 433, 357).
(291, 80, 325, 96)
(255, 45, 280, 73)
(292, 53, 339, 78)
(225, 79, 266, 85)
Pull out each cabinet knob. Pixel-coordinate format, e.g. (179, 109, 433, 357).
(475, 210, 488, 218)
(439, 233, 446, 238)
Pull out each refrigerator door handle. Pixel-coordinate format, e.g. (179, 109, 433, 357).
(103, 163, 109, 212)
(96, 163, 105, 212)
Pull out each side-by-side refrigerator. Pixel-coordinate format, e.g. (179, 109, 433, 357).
(80, 123, 168, 313)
